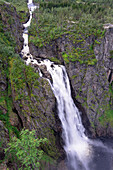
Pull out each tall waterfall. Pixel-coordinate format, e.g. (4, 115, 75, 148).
(38, 60, 91, 170)
(21, 1, 113, 170)
(36, 60, 113, 170)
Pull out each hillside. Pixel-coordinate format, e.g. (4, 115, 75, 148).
(0, 0, 113, 169)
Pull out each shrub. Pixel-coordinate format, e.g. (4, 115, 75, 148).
(5, 129, 48, 169)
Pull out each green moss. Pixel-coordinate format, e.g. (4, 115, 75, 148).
(110, 50, 113, 56)
(95, 40, 101, 44)
(9, 56, 61, 158)
(72, 75, 77, 79)
(62, 52, 69, 63)
(87, 58, 97, 65)
(99, 109, 113, 126)
(49, 57, 61, 64)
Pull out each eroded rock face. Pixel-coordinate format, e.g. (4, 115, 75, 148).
(0, 3, 24, 53)
(29, 29, 113, 138)
(0, 2, 113, 169)
(0, 121, 9, 161)
(67, 29, 113, 137)
(0, 3, 65, 168)
(10, 60, 64, 159)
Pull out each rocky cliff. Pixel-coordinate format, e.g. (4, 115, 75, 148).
(29, 28, 113, 138)
(0, 1, 113, 170)
(0, 2, 65, 169)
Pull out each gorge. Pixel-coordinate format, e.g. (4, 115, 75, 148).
(0, 0, 113, 169)
(21, 0, 113, 169)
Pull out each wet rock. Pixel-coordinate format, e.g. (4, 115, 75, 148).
(19, 37, 24, 42)
(57, 160, 68, 170)
(38, 65, 52, 80)
(29, 29, 113, 138)
(23, 56, 28, 60)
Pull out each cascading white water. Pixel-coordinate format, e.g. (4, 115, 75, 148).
(21, 1, 113, 170)
(34, 59, 113, 170)
(21, 0, 37, 58)
(37, 60, 92, 170)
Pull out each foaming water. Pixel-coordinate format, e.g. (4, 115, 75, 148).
(21, 1, 113, 169)
(37, 60, 92, 170)
(21, 0, 37, 57)
(23, 55, 113, 169)
(33, 59, 113, 170)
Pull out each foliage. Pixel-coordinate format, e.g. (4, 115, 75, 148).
(0, 1, 60, 168)
(10, 57, 40, 101)
(0, 6, 19, 138)
(2, 0, 28, 12)
(0, 0, 28, 23)
(28, 0, 113, 65)
(29, 0, 113, 47)
(5, 129, 48, 170)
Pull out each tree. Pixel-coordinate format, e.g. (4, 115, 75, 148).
(5, 129, 48, 170)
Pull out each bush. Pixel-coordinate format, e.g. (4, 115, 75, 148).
(5, 129, 48, 169)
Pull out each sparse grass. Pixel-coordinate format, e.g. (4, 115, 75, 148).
(2, 0, 28, 12)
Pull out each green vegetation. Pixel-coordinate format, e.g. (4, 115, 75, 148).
(0, 0, 28, 23)
(5, 129, 48, 169)
(62, 46, 97, 65)
(29, 0, 113, 65)
(1, 0, 28, 12)
(0, 4, 19, 138)
(29, 0, 113, 46)
(0, 0, 113, 168)
(98, 87, 113, 126)
(10, 57, 40, 101)
(99, 109, 113, 126)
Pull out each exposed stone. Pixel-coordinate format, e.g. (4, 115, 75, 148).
(29, 29, 113, 138)
(0, 3, 23, 53)
(38, 64, 52, 80)
(9, 111, 19, 127)
(11, 75, 64, 159)
(0, 121, 9, 164)
(1, 1, 113, 169)
(0, 162, 7, 170)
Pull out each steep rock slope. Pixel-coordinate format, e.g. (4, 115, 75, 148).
(0, 2, 24, 52)
(29, 28, 113, 137)
(0, 2, 64, 169)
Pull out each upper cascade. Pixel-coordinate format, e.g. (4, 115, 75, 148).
(20, 1, 113, 170)
(21, 0, 36, 58)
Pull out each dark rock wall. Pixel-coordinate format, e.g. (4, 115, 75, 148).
(0, 3, 64, 169)
(29, 29, 113, 138)
(0, 2, 24, 53)
(0, 1, 113, 169)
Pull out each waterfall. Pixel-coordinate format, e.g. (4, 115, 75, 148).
(34, 60, 113, 170)
(37, 60, 91, 170)
(21, 0, 37, 58)
(21, 1, 113, 170)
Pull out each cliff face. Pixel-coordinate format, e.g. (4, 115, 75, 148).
(0, 2, 64, 169)
(10, 57, 63, 159)
(0, 1, 113, 169)
(0, 2, 24, 52)
(66, 29, 113, 137)
(0, 3, 23, 167)
(29, 28, 113, 138)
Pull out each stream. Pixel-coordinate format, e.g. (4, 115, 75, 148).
(21, 1, 113, 170)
